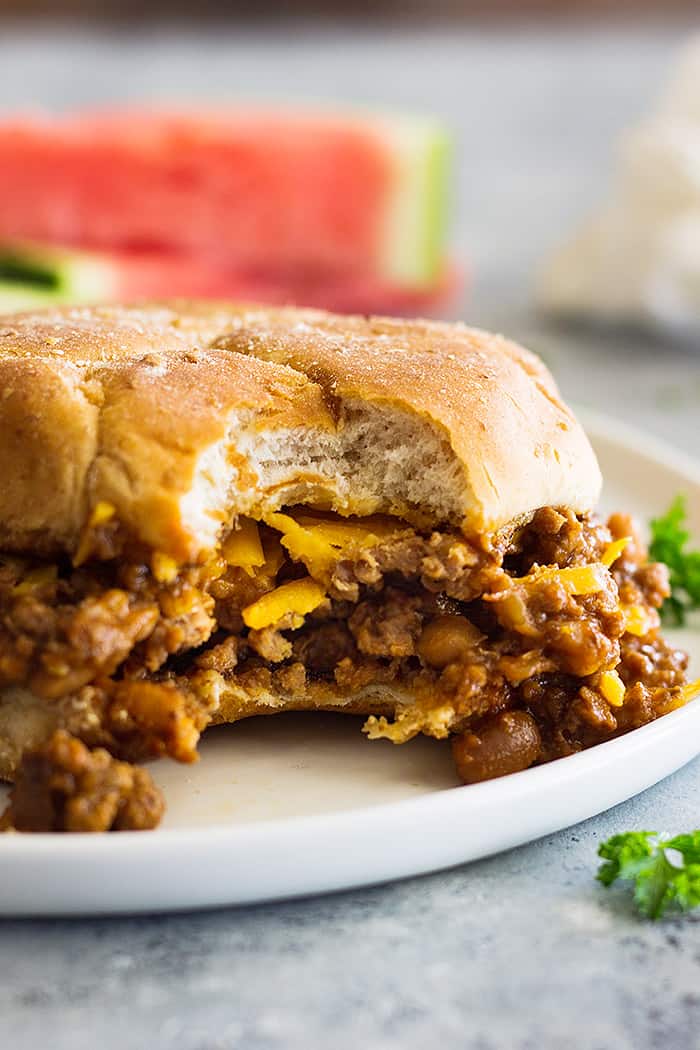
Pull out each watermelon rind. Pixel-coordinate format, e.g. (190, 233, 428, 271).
(0, 242, 116, 313)
(377, 117, 451, 288)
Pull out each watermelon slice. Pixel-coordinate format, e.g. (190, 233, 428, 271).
(0, 241, 457, 316)
(0, 108, 453, 314)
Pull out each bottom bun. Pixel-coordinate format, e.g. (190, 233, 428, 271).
(0, 677, 415, 783)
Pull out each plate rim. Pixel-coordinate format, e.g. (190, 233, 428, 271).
(577, 404, 700, 488)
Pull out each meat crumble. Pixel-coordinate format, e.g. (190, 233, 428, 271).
(1, 730, 164, 833)
(0, 505, 692, 832)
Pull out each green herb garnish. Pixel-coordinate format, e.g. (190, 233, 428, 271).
(649, 495, 700, 626)
(598, 831, 700, 919)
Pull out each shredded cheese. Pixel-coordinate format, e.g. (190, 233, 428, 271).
(679, 678, 700, 704)
(600, 669, 626, 707)
(265, 512, 337, 577)
(509, 560, 609, 596)
(73, 501, 117, 567)
(260, 536, 286, 579)
(507, 538, 627, 600)
(558, 564, 610, 595)
(222, 518, 265, 575)
(517, 563, 609, 596)
(264, 510, 406, 580)
(13, 565, 58, 595)
(294, 512, 401, 550)
(622, 603, 655, 637)
(242, 576, 326, 631)
(88, 501, 116, 528)
(601, 536, 631, 568)
(151, 551, 179, 584)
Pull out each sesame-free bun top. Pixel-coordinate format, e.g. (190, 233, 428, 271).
(0, 302, 601, 560)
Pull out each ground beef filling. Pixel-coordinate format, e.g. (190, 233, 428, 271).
(0, 730, 164, 833)
(220, 508, 687, 757)
(0, 506, 690, 831)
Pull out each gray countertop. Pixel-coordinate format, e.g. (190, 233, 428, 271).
(3, 18, 700, 1050)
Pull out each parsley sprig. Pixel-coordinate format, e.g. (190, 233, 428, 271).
(649, 496, 700, 626)
(598, 831, 700, 919)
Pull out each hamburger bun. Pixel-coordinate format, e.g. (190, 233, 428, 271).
(0, 302, 601, 562)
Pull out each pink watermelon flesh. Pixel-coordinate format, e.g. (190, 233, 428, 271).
(110, 247, 457, 315)
(0, 111, 394, 274)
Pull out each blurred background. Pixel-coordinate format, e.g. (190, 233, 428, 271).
(0, 2, 699, 446)
(0, 1, 698, 14)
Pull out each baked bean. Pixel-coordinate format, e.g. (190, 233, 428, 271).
(452, 710, 541, 784)
(417, 614, 481, 668)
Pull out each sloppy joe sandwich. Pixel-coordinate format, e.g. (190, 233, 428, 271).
(0, 303, 693, 832)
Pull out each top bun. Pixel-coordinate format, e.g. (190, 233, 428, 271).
(0, 302, 601, 560)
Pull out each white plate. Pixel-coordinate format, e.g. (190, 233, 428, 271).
(1, 411, 700, 916)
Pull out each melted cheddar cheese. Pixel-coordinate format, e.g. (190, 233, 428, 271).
(242, 577, 326, 631)
(600, 669, 626, 707)
(223, 518, 265, 575)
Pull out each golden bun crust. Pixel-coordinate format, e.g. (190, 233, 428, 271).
(0, 304, 333, 560)
(0, 301, 601, 560)
(216, 308, 601, 538)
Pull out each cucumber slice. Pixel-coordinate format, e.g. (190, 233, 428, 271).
(377, 117, 451, 288)
(0, 243, 116, 313)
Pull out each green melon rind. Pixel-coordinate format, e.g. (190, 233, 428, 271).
(0, 243, 116, 314)
(0, 284, 59, 313)
(377, 117, 451, 288)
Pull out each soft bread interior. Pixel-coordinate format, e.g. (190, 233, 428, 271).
(223, 398, 466, 531)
